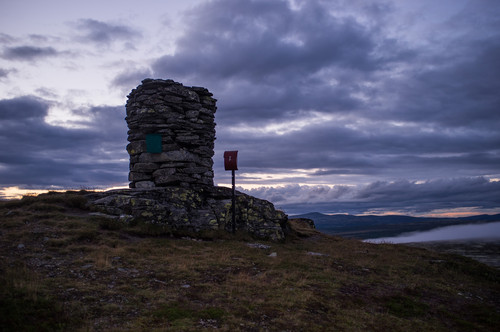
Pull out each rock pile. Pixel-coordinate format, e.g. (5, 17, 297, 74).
(126, 79, 217, 189)
(86, 78, 289, 241)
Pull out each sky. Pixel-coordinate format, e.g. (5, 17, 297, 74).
(1, 0, 499, 216)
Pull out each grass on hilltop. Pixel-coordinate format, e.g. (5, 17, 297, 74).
(0, 191, 499, 331)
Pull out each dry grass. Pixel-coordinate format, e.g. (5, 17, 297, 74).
(0, 191, 499, 331)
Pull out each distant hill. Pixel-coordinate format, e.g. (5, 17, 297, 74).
(290, 212, 500, 239)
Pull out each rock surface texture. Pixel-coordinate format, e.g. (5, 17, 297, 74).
(87, 78, 288, 241)
(126, 79, 216, 189)
(87, 187, 288, 241)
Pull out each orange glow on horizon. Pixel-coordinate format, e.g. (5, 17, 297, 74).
(0, 186, 58, 200)
(424, 211, 492, 218)
(0, 185, 128, 200)
(335, 208, 500, 218)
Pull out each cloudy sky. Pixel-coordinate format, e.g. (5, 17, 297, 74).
(1, 0, 499, 216)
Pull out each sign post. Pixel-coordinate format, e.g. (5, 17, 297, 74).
(231, 169, 236, 233)
(223, 151, 238, 233)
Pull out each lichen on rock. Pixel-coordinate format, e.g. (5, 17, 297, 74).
(87, 186, 288, 241)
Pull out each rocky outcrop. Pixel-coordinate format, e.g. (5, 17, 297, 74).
(289, 218, 316, 229)
(126, 79, 217, 189)
(87, 187, 288, 241)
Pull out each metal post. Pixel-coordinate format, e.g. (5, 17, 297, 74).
(231, 169, 236, 233)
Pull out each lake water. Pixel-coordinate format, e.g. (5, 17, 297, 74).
(365, 221, 500, 244)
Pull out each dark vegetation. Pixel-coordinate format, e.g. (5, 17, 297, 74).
(294, 212, 500, 239)
(1, 192, 499, 331)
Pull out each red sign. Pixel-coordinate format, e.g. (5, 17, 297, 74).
(224, 151, 238, 170)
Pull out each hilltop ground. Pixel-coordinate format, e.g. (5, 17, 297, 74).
(1, 191, 499, 331)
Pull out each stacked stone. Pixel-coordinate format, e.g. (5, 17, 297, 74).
(126, 79, 217, 189)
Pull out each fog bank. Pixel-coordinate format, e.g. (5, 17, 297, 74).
(365, 222, 500, 244)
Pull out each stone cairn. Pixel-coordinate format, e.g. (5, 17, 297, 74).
(87, 78, 290, 241)
(126, 78, 216, 189)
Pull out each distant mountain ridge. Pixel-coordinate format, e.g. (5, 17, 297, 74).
(290, 212, 500, 239)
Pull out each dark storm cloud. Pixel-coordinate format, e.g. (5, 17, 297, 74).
(156, 2, 376, 79)
(383, 40, 500, 130)
(354, 177, 500, 214)
(152, 0, 413, 124)
(74, 19, 141, 46)
(376, 2, 500, 131)
(3, 0, 497, 217)
(247, 177, 500, 215)
(1, 45, 60, 61)
(0, 96, 128, 192)
(136, 0, 500, 216)
(174, 0, 498, 190)
(0, 96, 47, 119)
(214, 117, 500, 179)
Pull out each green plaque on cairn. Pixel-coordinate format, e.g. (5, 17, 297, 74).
(146, 134, 162, 153)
